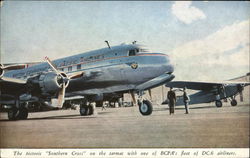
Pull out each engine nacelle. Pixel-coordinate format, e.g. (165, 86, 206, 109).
(38, 72, 69, 95)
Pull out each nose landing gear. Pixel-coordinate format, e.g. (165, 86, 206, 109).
(136, 90, 153, 116)
(138, 100, 153, 115)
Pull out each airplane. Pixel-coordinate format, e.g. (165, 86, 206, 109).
(162, 77, 250, 107)
(0, 41, 175, 120)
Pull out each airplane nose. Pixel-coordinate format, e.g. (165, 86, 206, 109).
(168, 63, 174, 74)
(161, 53, 174, 74)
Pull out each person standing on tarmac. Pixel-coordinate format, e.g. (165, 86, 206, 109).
(167, 87, 176, 115)
(183, 87, 190, 114)
(102, 101, 107, 111)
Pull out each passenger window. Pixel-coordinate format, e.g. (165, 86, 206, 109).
(68, 66, 72, 72)
(129, 49, 136, 56)
(77, 64, 81, 70)
(59, 68, 64, 72)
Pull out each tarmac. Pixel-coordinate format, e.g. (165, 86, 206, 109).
(0, 102, 249, 148)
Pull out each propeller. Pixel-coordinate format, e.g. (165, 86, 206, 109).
(0, 63, 27, 78)
(44, 56, 84, 108)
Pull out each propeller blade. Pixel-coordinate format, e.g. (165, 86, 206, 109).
(69, 71, 84, 79)
(44, 56, 60, 75)
(148, 89, 152, 100)
(2, 64, 27, 70)
(1, 63, 28, 78)
(57, 83, 66, 108)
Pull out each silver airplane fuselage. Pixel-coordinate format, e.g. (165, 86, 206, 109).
(3, 44, 174, 98)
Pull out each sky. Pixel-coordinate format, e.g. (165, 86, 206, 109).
(0, 1, 249, 81)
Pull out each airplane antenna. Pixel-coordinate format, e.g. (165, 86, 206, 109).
(105, 41, 111, 49)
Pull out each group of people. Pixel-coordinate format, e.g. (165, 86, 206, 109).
(167, 87, 190, 115)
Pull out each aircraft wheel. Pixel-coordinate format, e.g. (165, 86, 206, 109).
(88, 105, 94, 115)
(17, 108, 28, 120)
(8, 108, 18, 120)
(80, 105, 89, 116)
(139, 100, 153, 116)
(215, 100, 222, 108)
(231, 99, 237, 106)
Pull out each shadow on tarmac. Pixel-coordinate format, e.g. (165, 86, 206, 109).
(154, 105, 215, 111)
(0, 110, 115, 122)
(0, 114, 98, 122)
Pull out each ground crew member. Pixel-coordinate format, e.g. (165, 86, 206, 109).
(167, 87, 176, 115)
(102, 101, 107, 111)
(183, 87, 190, 114)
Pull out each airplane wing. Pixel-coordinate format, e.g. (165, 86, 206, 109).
(164, 80, 250, 106)
(165, 81, 250, 91)
(0, 76, 27, 84)
(0, 77, 27, 98)
(0, 76, 27, 89)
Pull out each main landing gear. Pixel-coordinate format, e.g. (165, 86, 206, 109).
(215, 98, 238, 108)
(230, 95, 238, 106)
(230, 99, 237, 106)
(8, 103, 29, 120)
(79, 104, 94, 116)
(215, 100, 222, 108)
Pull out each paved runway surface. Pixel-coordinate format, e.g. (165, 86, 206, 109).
(0, 102, 249, 148)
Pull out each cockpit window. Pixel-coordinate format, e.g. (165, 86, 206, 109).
(129, 50, 136, 56)
(129, 49, 139, 56)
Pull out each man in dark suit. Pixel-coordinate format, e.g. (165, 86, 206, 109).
(183, 87, 190, 114)
(167, 87, 176, 115)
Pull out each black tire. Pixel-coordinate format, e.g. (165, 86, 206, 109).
(215, 100, 222, 108)
(8, 108, 18, 120)
(80, 105, 89, 116)
(139, 100, 153, 116)
(17, 108, 28, 120)
(88, 105, 94, 115)
(231, 99, 237, 106)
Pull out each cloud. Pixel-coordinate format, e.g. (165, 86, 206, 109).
(172, 20, 249, 66)
(171, 20, 249, 80)
(171, 1, 206, 24)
